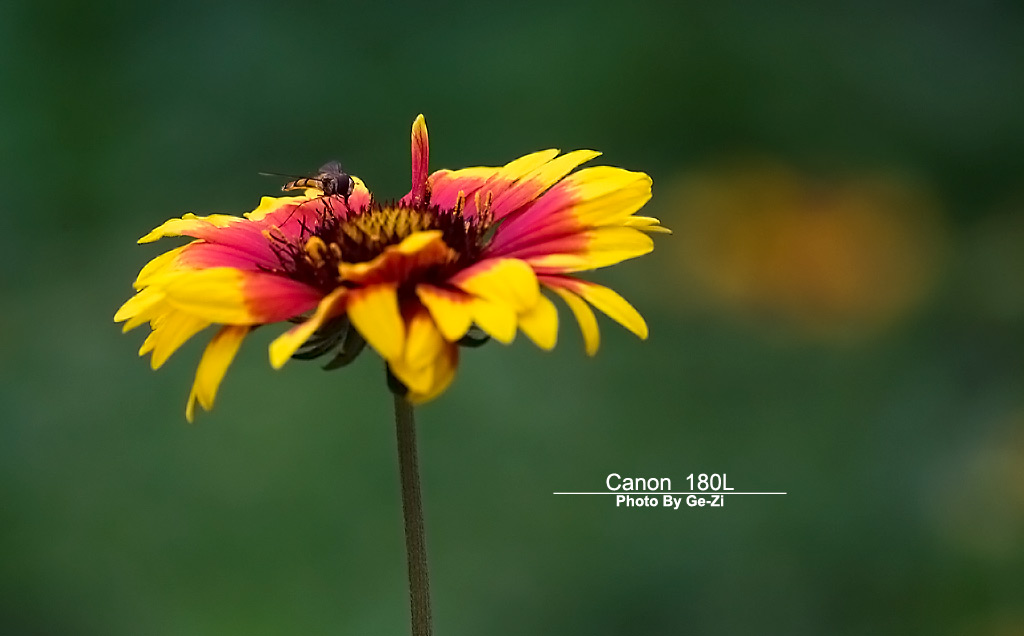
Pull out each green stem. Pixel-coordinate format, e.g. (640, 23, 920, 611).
(394, 394, 433, 636)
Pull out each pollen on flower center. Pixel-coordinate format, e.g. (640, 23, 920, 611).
(265, 199, 493, 292)
(332, 204, 443, 261)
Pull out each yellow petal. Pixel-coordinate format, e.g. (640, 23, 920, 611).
(388, 308, 445, 394)
(159, 268, 255, 324)
(390, 357, 435, 395)
(528, 149, 601, 183)
(122, 304, 165, 332)
(573, 282, 648, 339)
(566, 170, 652, 227)
(133, 245, 190, 289)
(185, 325, 249, 423)
(429, 166, 499, 186)
(138, 213, 241, 243)
(337, 231, 452, 284)
(491, 150, 602, 214)
(497, 149, 562, 181)
(347, 283, 405, 360)
(526, 227, 654, 273)
(517, 293, 559, 351)
(405, 343, 459, 404)
(268, 288, 347, 369)
(115, 286, 165, 327)
(623, 215, 671, 234)
(347, 175, 371, 211)
(416, 284, 474, 342)
(561, 165, 649, 199)
(404, 309, 445, 370)
(549, 286, 600, 356)
(243, 195, 310, 221)
(451, 258, 539, 312)
(470, 297, 517, 344)
(145, 311, 211, 369)
(412, 113, 428, 141)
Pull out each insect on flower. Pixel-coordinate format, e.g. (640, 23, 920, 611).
(280, 161, 356, 200)
(115, 115, 669, 421)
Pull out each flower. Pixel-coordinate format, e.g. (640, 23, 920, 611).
(115, 115, 667, 421)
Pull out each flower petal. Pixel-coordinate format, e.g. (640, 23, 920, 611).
(426, 167, 498, 211)
(157, 268, 322, 324)
(175, 242, 277, 271)
(415, 284, 474, 342)
(139, 212, 280, 267)
(487, 167, 654, 256)
(521, 227, 655, 274)
(242, 195, 313, 222)
(346, 176, 372, 213)
(241, 274, 324, 322)
(542, 275, 648, 340)
(404, 341, 459, 404)
(547, 286, 600, 356)
(144, 196, 354, 266)
(404, 114, 430, 206)
(249, 197, 342, 240)
(427, 149, 561, 214)
(140, 310, 210, 369)
(517, 293, 559, 351)
(115, 286, 166, 329)
(490, 149, 563, 186)
(347, 283, 405, 360)
(469, 297, 517, 344)
(338, 230, 454, 285)
(404, 307, 445, 370)
(133, 245, 190, 289)
(268, 288, 348, 369)
(185, 325, 249, 423)
(489, 149, 601, 220)
(389, 307, 446, 395)
(139, 213, 243, 243)
(448, 258, 539, 312)
(574, 282, 648, 340)
(624, 215, 672, 234)
(390, 358, 435, 396)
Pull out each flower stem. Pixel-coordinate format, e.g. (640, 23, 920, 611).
(393, 394, 433, 636)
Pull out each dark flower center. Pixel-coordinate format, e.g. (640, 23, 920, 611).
(264, 197, 493, 292)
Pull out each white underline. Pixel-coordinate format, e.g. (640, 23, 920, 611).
(552, 492, 787, 495)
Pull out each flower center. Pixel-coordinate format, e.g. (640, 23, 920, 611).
(266, 200, 492, 292)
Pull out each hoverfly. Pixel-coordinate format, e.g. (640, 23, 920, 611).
(261, 161, 355, 201)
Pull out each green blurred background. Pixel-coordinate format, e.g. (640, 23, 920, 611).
(2, 1, 1023, 634)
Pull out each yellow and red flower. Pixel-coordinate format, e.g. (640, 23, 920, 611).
(115, 115, 667, 421)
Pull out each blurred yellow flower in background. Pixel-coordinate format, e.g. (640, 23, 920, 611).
(665, 162, 947, 339)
